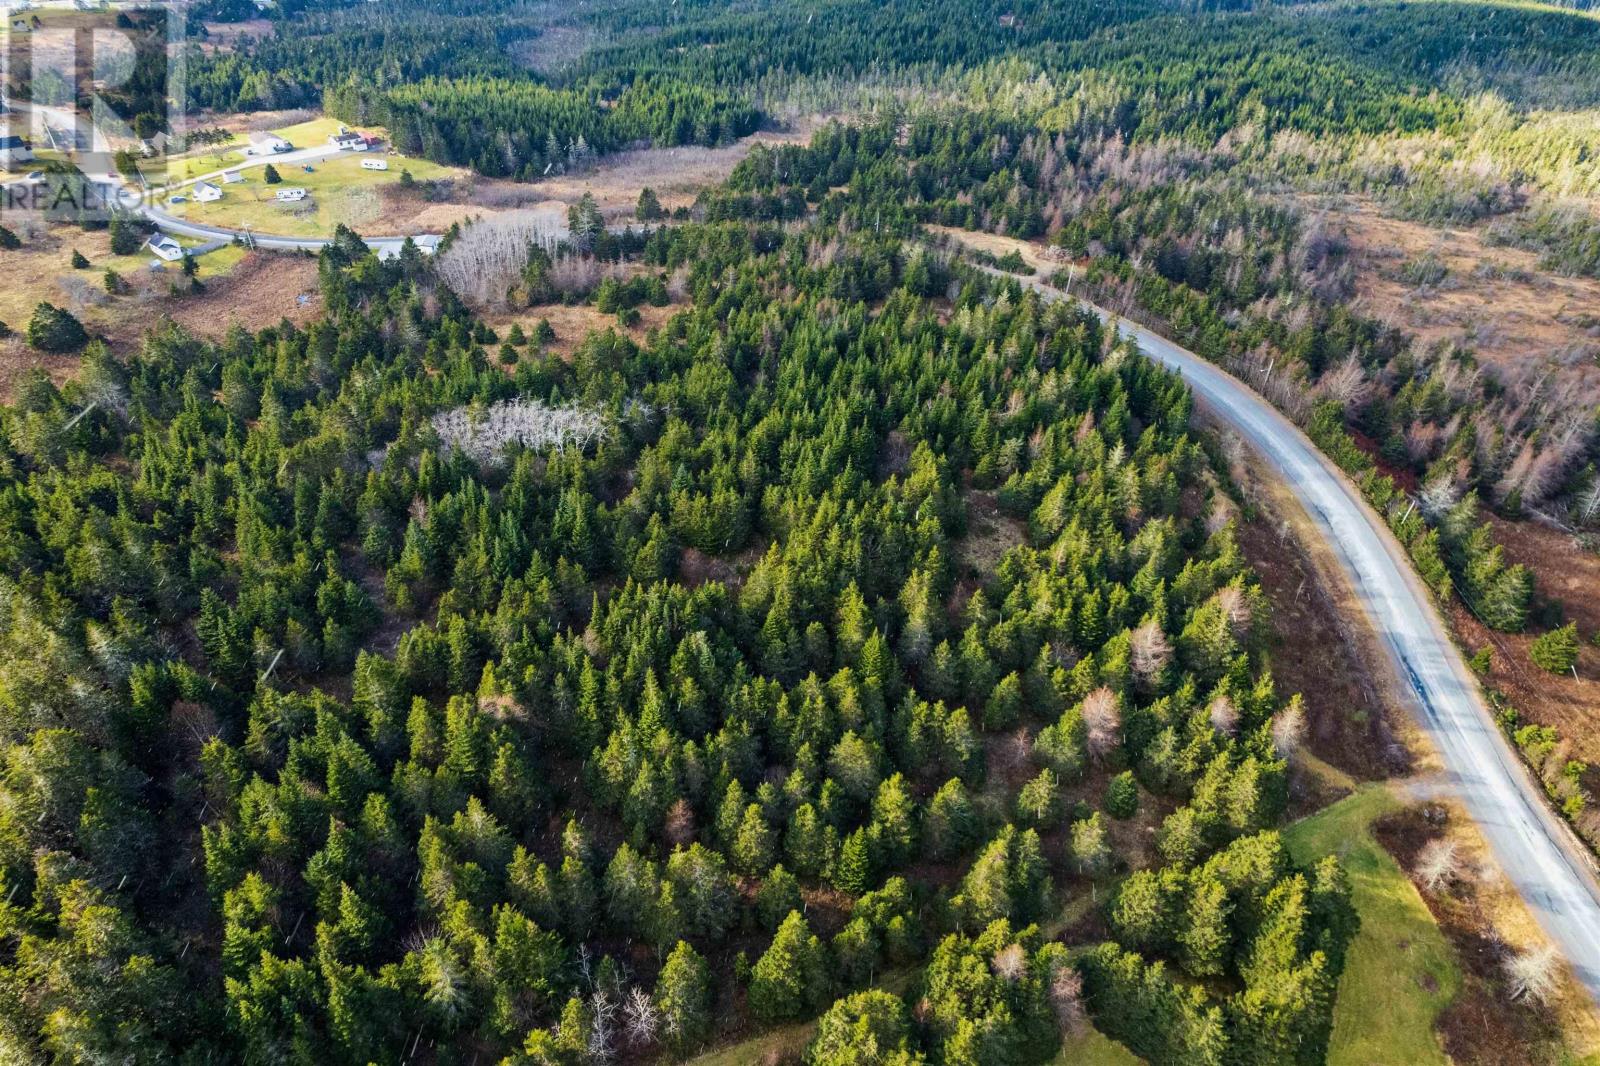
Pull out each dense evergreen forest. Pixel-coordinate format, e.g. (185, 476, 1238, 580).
(178, 0, 1600, 536)
(0, 132, 1353, 1062)
(7, 0, 1600, 1061)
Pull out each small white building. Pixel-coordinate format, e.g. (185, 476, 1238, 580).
(146, 235, 184, 262)
(275, 187, 307, 203)
(193, 180, 222, 202)
(360, 158, 389, 172)
(0, 133, 32, 169)
(221, 170, 245, 185)
(329, 130, 367, 151)
(248, 131, 291, 154)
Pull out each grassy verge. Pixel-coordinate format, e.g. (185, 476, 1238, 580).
(1284, 785, 1459, 1066)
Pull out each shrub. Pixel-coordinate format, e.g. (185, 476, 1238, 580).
(263, 164, 282, 185)
(71, 249, 90, 269)
(0, 225, 20, 250)
(26, 302, 88, 352)
(1530, 623, 1580, 675)
(109, 218, 143, 256)
(1105, 771, 1140, 819)
(636, 186, 664, 221)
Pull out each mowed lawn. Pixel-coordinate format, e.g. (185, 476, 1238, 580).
(1284, 786, 1459, 1066)
(161, 154, 463, 238)
(153, 118, 387, 185)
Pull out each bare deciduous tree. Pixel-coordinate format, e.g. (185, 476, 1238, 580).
(435, 208, 567, 307)
(588, 988, 618, 1061)
(1271, 697, 1307, 757)
(1208, 694, 1239, 737)
(623, 986, 659, 1048)
(1048, 962, 1086, 1036)
(1130, 619, 1172, 687)
(1215, 585, 1252, 636)
(1082, 686, 1121, 763)
(1317, 353, 1372, 410)
(432, 398, 606, 465)
(664, 798, 696, 847)
(991, 943, 1027, 982)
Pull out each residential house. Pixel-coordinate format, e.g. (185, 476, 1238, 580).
(193, 180, 222, 202)
(328, 130, 367, 151)
(0, 133, 32, 169)
(146, 235, 184, 262)
(248, 131, 291, 154)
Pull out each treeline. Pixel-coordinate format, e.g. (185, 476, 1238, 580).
(333, 76, 758, 178)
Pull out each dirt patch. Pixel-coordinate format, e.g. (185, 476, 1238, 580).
(1374, 805, 1594, 1065)
(952, 489, 1027, 581)
(372, 189, 484, 236)
(1490, 515, 1600, 639)
(0, 226, 319, 398)
(482, 300, 679, 362)
(471, 123, 820, 221)
(161, 252, 322, 341)
(926, 225, 1070, 277)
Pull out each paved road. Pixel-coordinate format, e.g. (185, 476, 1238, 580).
(1010, 270, 1600, 1001)
(141, 201, 440, 257)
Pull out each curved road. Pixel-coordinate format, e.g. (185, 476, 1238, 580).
(141, 202, 440, 257)
(1011, 272, 1600, 1001)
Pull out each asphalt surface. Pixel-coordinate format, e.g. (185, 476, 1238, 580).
(1013, 272, 1600, 1003)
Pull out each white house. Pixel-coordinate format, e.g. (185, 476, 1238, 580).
(193, 180, 222, 202)
(9, 19, 30, 33)
(248, 131, 291, 154)
(360, 158, 389, 172)
(329, 130, 367, 151)
(146, 235, 184, 262)
(0, 133, 32, 169)
(275, 187, 307, 203)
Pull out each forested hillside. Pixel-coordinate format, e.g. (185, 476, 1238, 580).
(8, 0, 1600, 1061)
(0, 160, 1353, 1063)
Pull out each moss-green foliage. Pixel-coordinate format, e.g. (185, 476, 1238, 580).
(1530, 622, 1581, 674)
(25, 301, 87, 352)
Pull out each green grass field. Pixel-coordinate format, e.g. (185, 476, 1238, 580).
(161, 154, 461, 238)
(153, 117, 387, 185)
(1284, 786, 1459, 1066)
